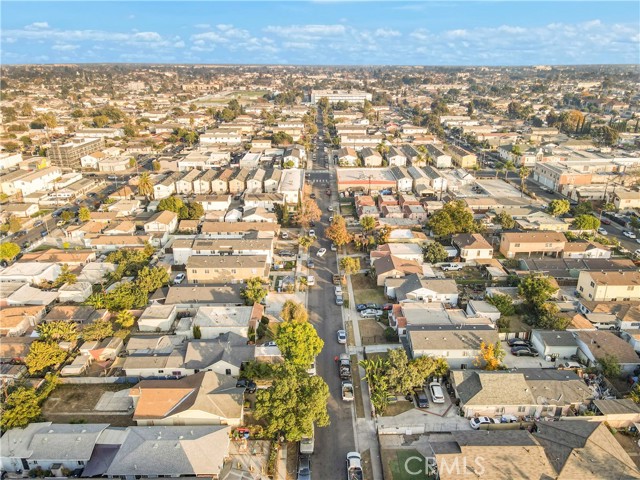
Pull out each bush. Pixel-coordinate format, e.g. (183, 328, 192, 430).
(384, 327, 399, 342)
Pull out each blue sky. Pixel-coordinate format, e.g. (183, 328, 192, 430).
(2, 1, 639, 65)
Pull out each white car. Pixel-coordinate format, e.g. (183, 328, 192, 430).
(281, 232, 289, 239)
(308, 229, 316, 237)
(597, 227, 608, 235)
(634, 249, 640, 257)
(360, 309, 383, 318)
(441, 263, 463, 271)
(470, 416, 497, 430)
(173, 273, 185, 284)
(337, 329, 347, 344)
(330, 243, 337, 251)
(429, 382, 445, 404)
(335, 286, 343, 295)
(317, 248, 327, 257)
(307, 275, 315, 286)
(327, 206, 334, 212)
(623, 231, 637, 239)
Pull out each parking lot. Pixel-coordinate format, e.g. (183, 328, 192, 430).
(501, 340, 557, 369)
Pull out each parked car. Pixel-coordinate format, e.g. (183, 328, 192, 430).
(34, 220, 44, 228)
(360, 309, 383, 318)
(346, 452, 363, 480)
(511, 346, 540, 357)
(600, 217, 612, 225)
(327, 206, 334, 212)
(440, 263, 463, 271)
(281, 231, 289, 239)
(307, 259, 315, 268)
(413, 388, 429, 408)
(173, 273, 185, 284)
(309, 193, 316, 199)
(330, 243, 337, 251)
(56, 220, 65, 227)
(317, 248, 327, 257)
(597, 227, 608, 235)
(634, 249, 640, 257)
(264, 341, 277, 347)
(335, 295, 344, 306)
(297, 455, 311, 480)
(429, 382, 445, 404)
(355, 304, 368, 312)
(40, 230, 49, 238)
(507, 338, 531, 347)
(623, 231, 637, 239)
(337, 329, 347, 344)
(470, 416, 496, 429)
(382, 303, 393, 311)
(307, 275, 315, 286)
(308, 229, 316, 237)
(279, 250, 295, 257)
(235, 378, 257, 394)
(365, 303, 380, 310)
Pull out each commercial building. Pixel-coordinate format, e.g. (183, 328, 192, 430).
(310, 89, 372, 104)
(48, 137, 105, 169)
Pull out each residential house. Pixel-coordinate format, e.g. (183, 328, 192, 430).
(577, 271, 640, 302)
(144, 210, 178, 234)
(390, 166, 413, 192)
(0, 423, 109, 473)
(242, 207, 277, 223)
(451, 369, 591, 418)
(452, 233, 494, 262)
(530, 330, 579, 359)
(3, 203, 39, 218)
(0, 336, 35, 363)
(186, 255, 269, 284)
(360, 147, 383, 167)
(337, 146, 358, 166)
(499, 231, 567, 259)
(424, 144, 452, 169)
(449, 144, 477, 169)
(80, 337, 124, 362)
(497, 143, 543, 167)
(423, 165, 447, 197)
(386, 146, 407, 166)
(513, 210, 570, 232)
(407, 325, 500, 369)
(0, 262, 61, 285)
(187, 305, 260, 339)
(574, 330, 640, 374)
(373, 255, 423, 287)
(0, 306, 46, 337)
(611, 190, 640, 211)
(175, 169, 200, 195)
(403, 203, 428, 223)
(562, 241, 611, 259)
(246, 168, 265, 194)
(183, 332, 254, 376)
(153, 172, 180, 200)
(44, 306, 108, 326)
(370, 243, 424, 264)
(130, 371, 244, 426)
(195, 194, 231, 212)
(193, 168, 216, 194)
(392, 274, 459, 306)
(228, 168, 250, 195)
(263, 168, 282, 193)
(137, 305, 178, 332)
(407, 166, 433, 197)
(57, 281, 93, 303)
(283, 145, 305, 168)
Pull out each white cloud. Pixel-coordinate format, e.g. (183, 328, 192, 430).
(51, 44, 79, 51)
(374, 28, 401, 38)
(25, 22, 49, 30)
(264, 24, 346, 40)
(133, 32, 162, 42)
(194, 24, 210, 29)
(283, 41, 315, 49)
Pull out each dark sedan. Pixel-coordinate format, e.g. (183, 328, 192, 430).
(507, 338, 531, 347)
(511, 346, 539, 357)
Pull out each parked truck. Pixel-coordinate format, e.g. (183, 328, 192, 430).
(346, 452, 363, 480)
(338, 353, 351, 380)
(341, 381, 354, 402)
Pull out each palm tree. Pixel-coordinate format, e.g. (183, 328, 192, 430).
(519, 166, 531, 196)
(503, 160, 515, 180)
(137, 172, 154, 199)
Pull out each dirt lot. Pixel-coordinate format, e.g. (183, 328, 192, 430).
(43, 383, 135, 427)
(351, 273, 386, 306)
(359, 318, 390, 345)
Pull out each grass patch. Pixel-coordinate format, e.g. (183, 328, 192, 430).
(351, 272, 386, 306)
(383, 400, 415, 417)
(361, 449, 373, 480)
(351, 354, 365, 419)
(388, 449, 433, 480)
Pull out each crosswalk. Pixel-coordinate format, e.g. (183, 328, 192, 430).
(307, 178, 331, 184)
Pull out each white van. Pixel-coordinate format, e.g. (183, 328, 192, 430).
(300, 425, 315, 454)
(307, 359, 317, 376)
(429, 381, 445, 404)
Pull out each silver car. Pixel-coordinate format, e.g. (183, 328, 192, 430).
(297, 455, 311, 480)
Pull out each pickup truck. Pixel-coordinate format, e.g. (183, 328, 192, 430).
(346, 452, 363, 480)
(341, 381, 354, 401)
(338, 353, 351, 380)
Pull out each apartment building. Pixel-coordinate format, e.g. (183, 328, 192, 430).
(576, 271, 640, 302)
(12, 166, 62, 196)
(48, 137, 105, 169)
(448, 144, 477, 169)
(499, 231, 567, 259)
(172, 237, 274, 265)
(186, 255, 269, 283)
(424, 144, 452, 169)
(200, 129, 242, 145)
(310, 89, 372, 104)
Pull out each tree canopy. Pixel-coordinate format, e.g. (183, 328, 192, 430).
(1, 387, 41, 431)
(423, 242, 448, 264)
(82, 319, 114, 341)
(37, 321, 78, 342)
(427, 200, 479, 237)
(276, 321, 324, 367)
(474, 341, 506, 370)
(572, 214, 600, 231)
(547, 199, 570, 217)
(0, 242, 20, 261)
(326, 215, 352, 246)
(494, 211, 515, 229)
(26, 341, 68, 375)
(281, 300, 309, 323)
(360, 216, 376, 232)
(295, 198, 322, 228)
(254, 364, 330, 441)
(241, 277, 268, 305)
(340, 257, 361, 275)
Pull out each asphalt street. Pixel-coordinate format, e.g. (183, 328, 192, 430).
(306, 110, 356, 478)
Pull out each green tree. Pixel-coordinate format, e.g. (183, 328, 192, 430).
(276, 321, 324, 367)
(272, 131, 294, 146)
(385, 349, 424, 394)
(25, 341, 68, 375)
(37, 321, 79, 342)
(596, 125, 620, 146)
(280, 300, 309, 323)
(241, 277, 268, 305)
(503, 160, 515, 179)
(185, 201, 204, 220)
(376, 225, 391, 244)
(7, 215, 22, 233)
(547, 199, 570, 217)
(115, 310, 136, 329)
(61, 210, 74, 223)
(82, 319, 114, 341)
(78, 206, 91, 222)
(340, 257, 361, 275)
(519, 274, 558, 307)
(157, 196, 185, 214)
(298, 235, 314, 251)
(427, 200, 478, 237)
(254, 364, 330, 441)
(572, 214, 600, 231)
(93, 115, 110, 128)
(152, 160, 161, 172)
(137, 172, 154, 199)
(535, 303, 570, 330)
(411, 355, 449, 380)
(53, 264, 77, 287)
(295, 198, 322, 228)
(572, 201, 593, 216)
(0, 242, 20, 261)
(1, 387, 41, 431)
(3, 141, 21, 152)
(495, 211, 516, 229)
(519, 166, 531, 194)
(136, 266, 169, 294)
(423, 242, 448, 264)
(360, 216, 376, 233)
(599, 354, 622, 378)
(326, 215, 352, 246)
(486, 294, 515, 317)
(104, 282, 148, 311)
